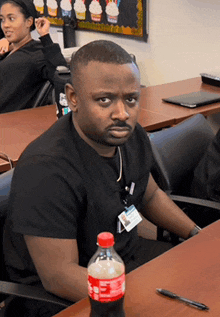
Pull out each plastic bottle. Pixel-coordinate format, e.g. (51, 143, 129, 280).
(88, 232, 126, 317)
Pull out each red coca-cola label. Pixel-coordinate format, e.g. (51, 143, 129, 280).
(88, 273, 125, 302)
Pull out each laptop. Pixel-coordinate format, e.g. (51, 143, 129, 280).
(200, 72, 220, 87)
(162, 91, 220, 108)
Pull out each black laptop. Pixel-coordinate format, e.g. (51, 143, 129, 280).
(162, 91, 220, 108)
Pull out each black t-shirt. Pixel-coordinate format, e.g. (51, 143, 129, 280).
(5, 112, 153, 284)
(0, 28, 3, 39)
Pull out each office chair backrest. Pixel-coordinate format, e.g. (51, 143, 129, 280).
(0, 169, 14, 218)
(32, 80, 54, 108)
(53, 69, 71, 118)
(149, 114, 215, 194)
(0, 168, 14, 287)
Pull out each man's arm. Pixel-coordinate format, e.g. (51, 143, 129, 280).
(24, 235, 88, 302)
(141, 174, 196, 239)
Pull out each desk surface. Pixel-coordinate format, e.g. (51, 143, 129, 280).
(54, 220, 220, 317)
(1, 77, 220, 172)
(140, 77, 220, 127)
(0, 105, 57, 172)
(0, 87, 172, 173)
(138, 108, 175, 132)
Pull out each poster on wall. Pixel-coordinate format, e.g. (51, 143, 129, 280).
(33, 0, 148, 41)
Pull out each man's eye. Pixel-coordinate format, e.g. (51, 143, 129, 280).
(127, 97, 137, 104)
(98, 97, 111, 105)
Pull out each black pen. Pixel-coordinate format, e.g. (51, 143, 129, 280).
(156, 288, 209, 311)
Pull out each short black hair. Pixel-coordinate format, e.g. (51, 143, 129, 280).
(70, 40, 137, 88)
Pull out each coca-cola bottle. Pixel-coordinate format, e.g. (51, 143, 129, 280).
(88, 232, 126, 317)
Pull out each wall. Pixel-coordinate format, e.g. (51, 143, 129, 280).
(33, 0, 220, 129)
(43, 0, 220, 87)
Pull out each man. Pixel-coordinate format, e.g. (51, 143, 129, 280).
(5, 40, 199, 316)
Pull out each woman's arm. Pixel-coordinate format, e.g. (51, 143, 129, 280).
(35, 17, 50, 37)
(35, 17, 67, 79)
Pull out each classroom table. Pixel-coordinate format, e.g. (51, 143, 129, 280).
(0, 105, 57, 173)
(138, 108, 175, 132)
(54, 220, 220, 317)
(140, 77, 220, 126)
(0, 87, 173, 173)
(2, 77, 220, 172)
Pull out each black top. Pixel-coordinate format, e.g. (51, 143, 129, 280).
(0, 28, 3, 39)
(5, 113, 153, 284)
(0, 34, 66, 113)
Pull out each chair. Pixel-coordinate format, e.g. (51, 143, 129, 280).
(53, 68, 71, 118)
(149, 114, 220, 242)
(0, 169, 72, 316)
(32, 80, 55, 108)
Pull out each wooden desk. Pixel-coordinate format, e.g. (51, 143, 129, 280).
(1, 78, 220, 171)
(0, 87, 175, 173)
(0, 105, 57, 172)
(54, 220, 220, 317)
(140, 77, 220, 127)
(138, 108, 175, 132)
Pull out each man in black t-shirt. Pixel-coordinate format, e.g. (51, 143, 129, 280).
(5, 40, 200, 316)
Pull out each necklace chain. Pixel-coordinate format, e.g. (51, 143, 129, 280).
(117, 146, 123, 182)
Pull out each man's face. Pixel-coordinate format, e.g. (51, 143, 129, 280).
(67, 61, 141, 156)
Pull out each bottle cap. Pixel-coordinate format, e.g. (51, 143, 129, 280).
(98, 232, 114, 248)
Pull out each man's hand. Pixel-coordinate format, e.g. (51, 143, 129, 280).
(0, 38, 9, 55)
(35, 17, 50, 37)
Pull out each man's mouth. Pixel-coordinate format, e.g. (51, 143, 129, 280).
(108, 126, 131, 138)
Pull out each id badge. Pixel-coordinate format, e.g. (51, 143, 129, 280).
(118, 205, 142, 233)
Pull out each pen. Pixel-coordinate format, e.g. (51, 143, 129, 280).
(156, 289, 209, 311)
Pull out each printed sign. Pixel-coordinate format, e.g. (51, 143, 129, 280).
(34, 0, 148, 41)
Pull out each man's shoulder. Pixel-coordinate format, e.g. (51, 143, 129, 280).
(13, 113, 84, 197)
(122, 123, 153, 178)
(20, 113, 74, 160)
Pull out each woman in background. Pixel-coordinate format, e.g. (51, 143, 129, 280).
(0, 0, 9, 51)
(0, 0, 67, 113)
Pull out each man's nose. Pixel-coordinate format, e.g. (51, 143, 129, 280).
(111, 101, 129, 121)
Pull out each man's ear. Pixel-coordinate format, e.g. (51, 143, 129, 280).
(65, 83, 78, 113)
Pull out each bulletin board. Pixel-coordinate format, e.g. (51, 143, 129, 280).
(34, 0, 148, 41)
